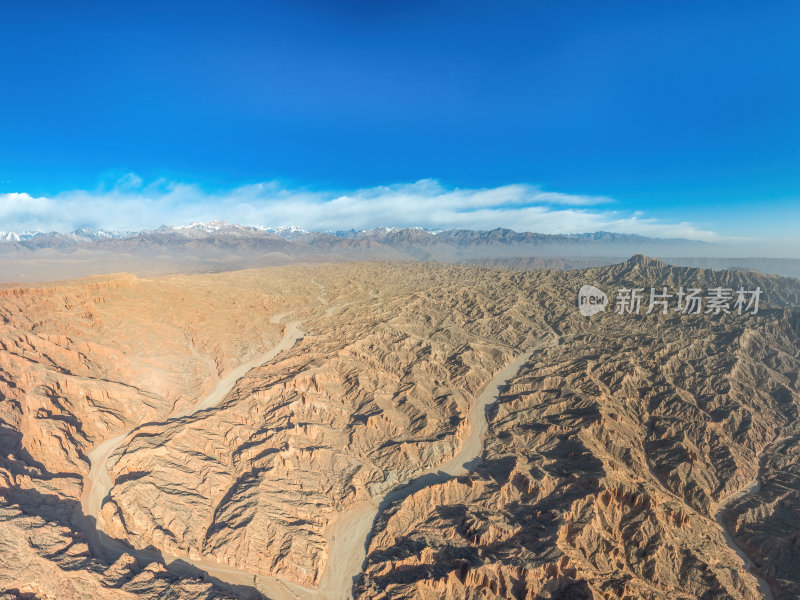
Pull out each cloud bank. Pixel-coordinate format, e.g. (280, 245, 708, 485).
(0, 176, 719, 241)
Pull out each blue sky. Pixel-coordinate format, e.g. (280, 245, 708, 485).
(1, 1, 798, 248)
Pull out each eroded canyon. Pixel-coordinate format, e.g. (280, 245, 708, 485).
(2, 258, 800, 599)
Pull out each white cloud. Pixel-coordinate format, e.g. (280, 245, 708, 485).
(0, 175, 720, 241)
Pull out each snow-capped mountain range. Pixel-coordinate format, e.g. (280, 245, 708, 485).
(0, 222, 689, 244)
(4, 221, 798, 281)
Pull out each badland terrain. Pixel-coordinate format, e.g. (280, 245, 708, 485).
(1, 256, 799, 599)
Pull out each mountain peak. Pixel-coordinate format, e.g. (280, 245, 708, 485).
(626, 254, 667, 268)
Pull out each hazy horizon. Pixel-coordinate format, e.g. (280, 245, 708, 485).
(2, 177, 798, 259)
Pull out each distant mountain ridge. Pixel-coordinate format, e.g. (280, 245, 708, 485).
(6, 221, 798, 283)
(0, 221, 703, 247)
